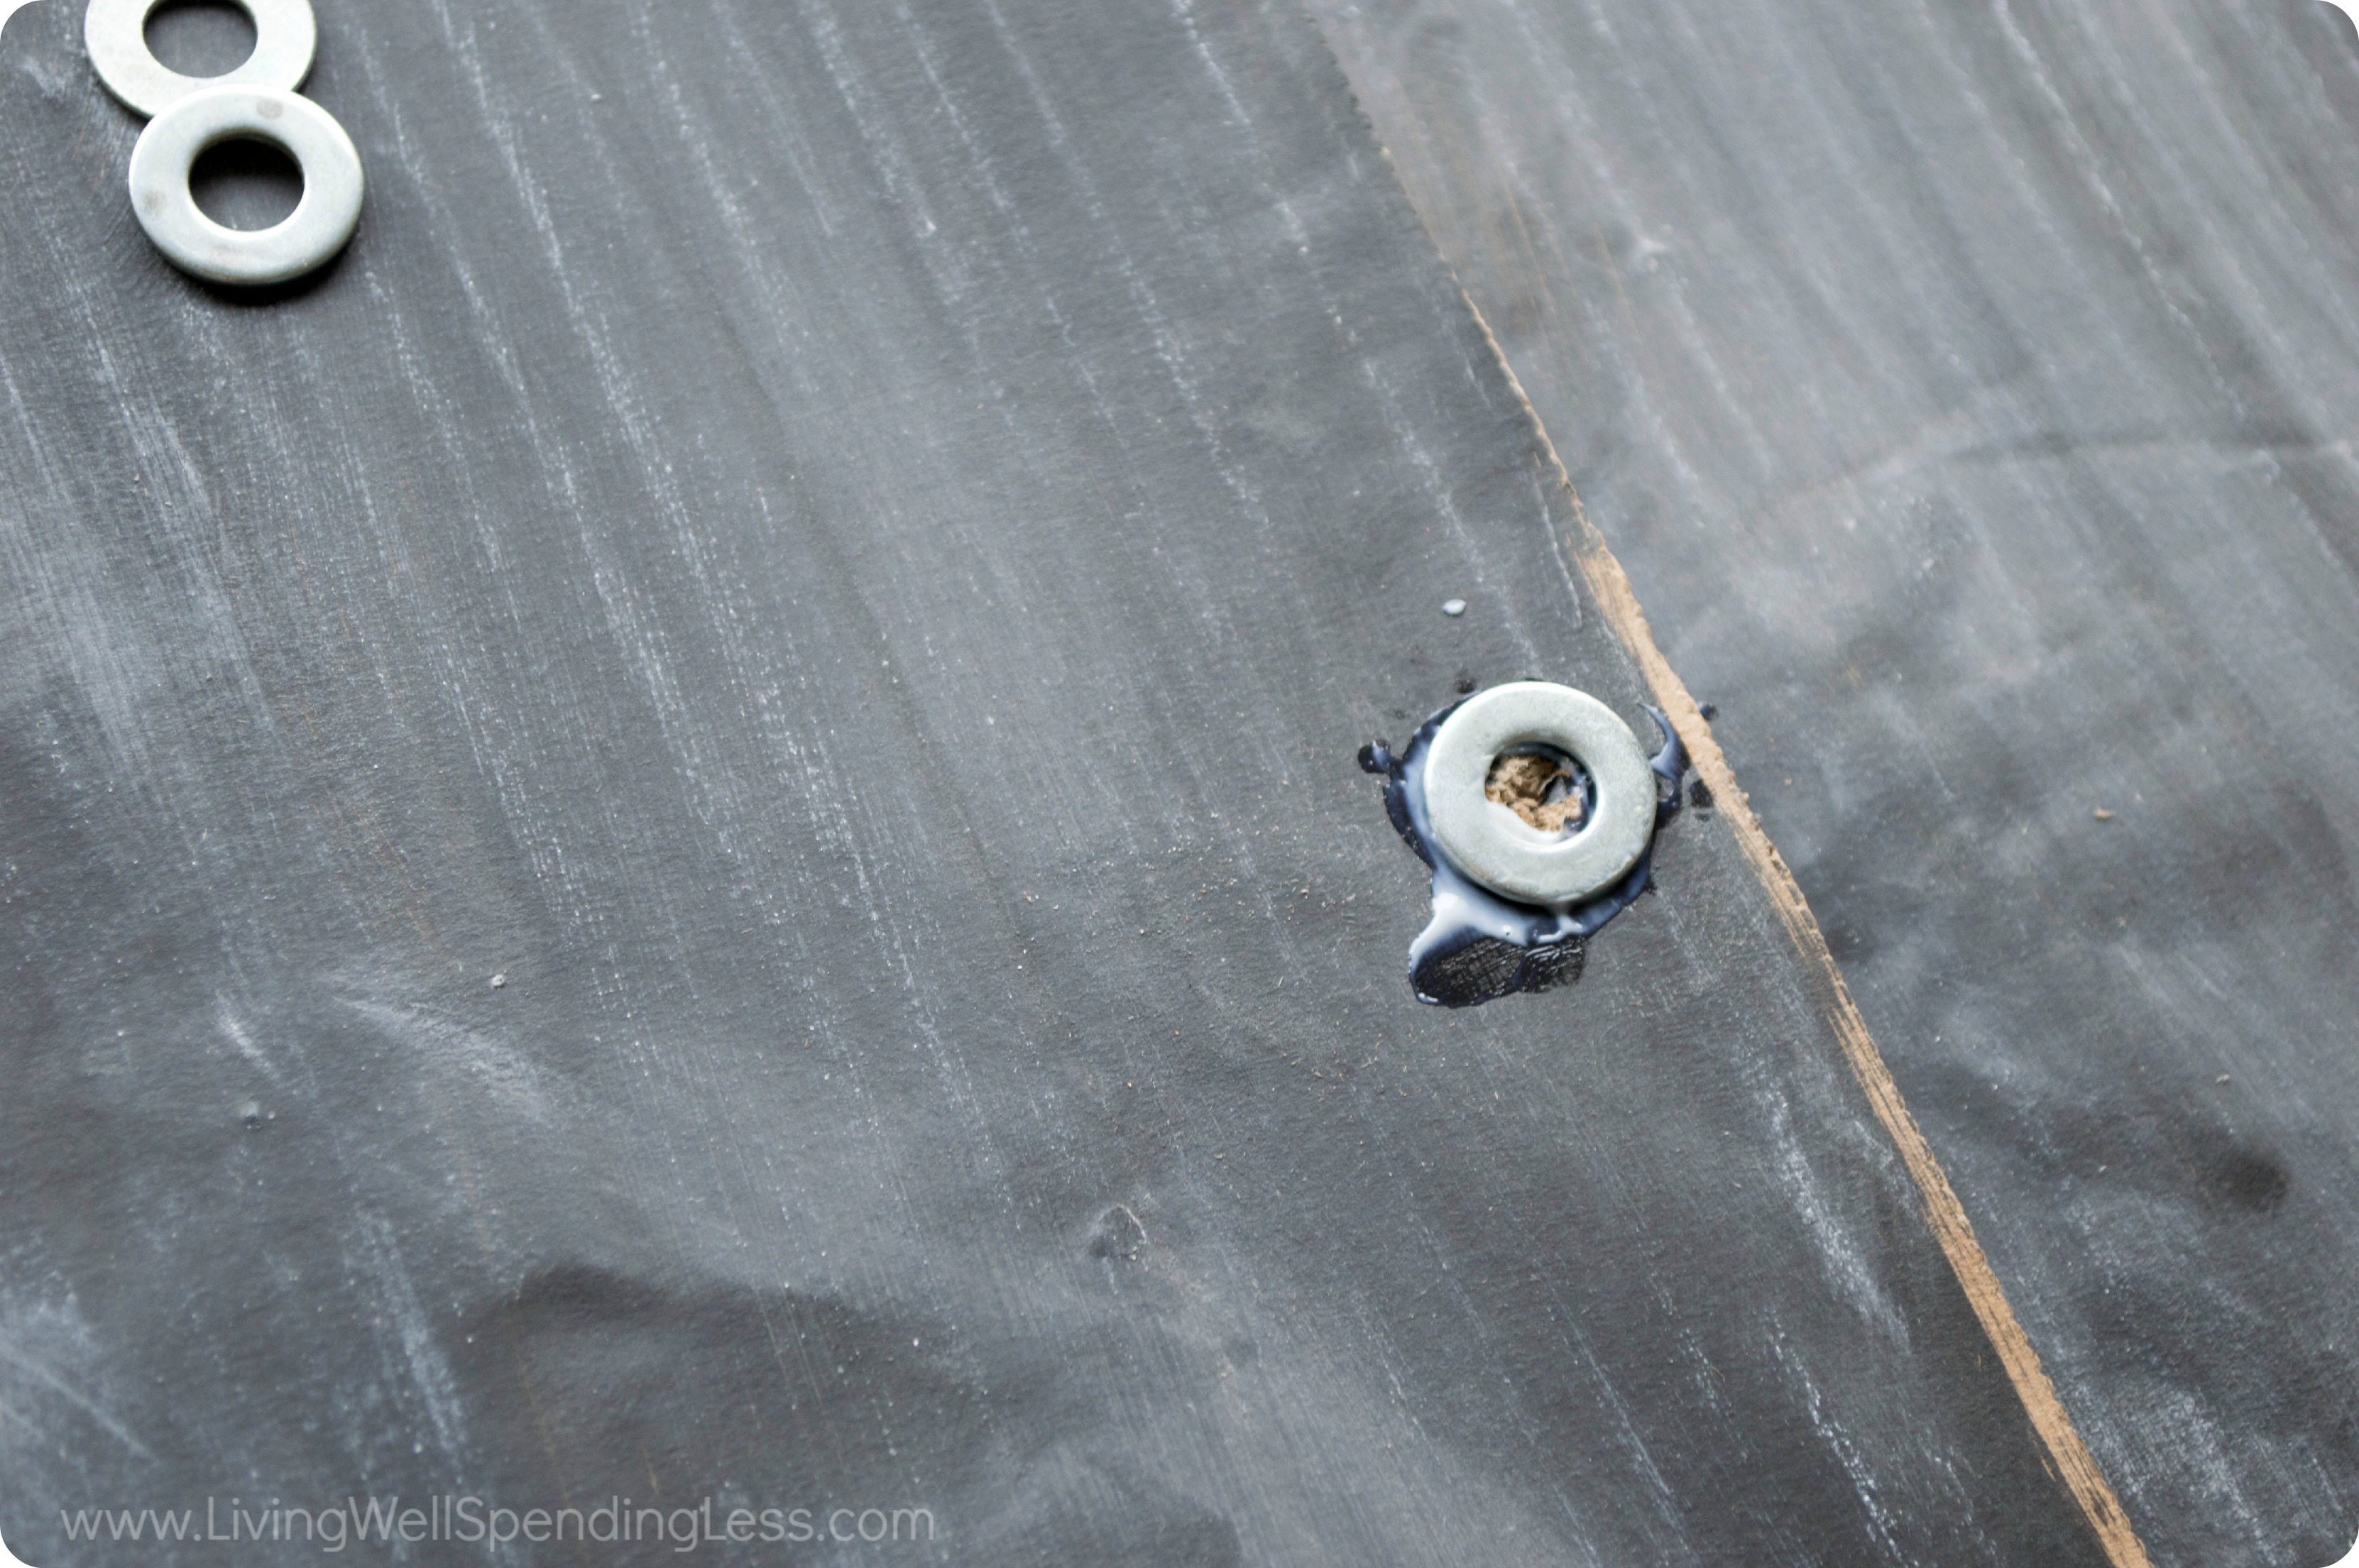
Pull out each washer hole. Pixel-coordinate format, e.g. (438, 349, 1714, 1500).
(1485, 745, 1593, 836)
(143, 0, 258, 77)
(190, 135, 302, 231)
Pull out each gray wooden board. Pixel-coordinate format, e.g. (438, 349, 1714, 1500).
(0, 0, 2116, 1562)
(1303, 0, 2359, 1563)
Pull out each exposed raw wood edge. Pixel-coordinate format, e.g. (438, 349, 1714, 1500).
(1456, 295, 2156, 1568)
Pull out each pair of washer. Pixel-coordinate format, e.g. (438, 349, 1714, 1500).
(87, 0, 361, 285)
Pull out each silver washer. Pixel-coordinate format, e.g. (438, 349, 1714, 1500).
(1423, 681, 1657, 908)
(128, 86, 361, 285)
(85, 0, 315, 119)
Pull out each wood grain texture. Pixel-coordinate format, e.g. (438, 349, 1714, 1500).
(1465, 290, 2155, 1568)
(1, 0, 2131, 1562)
(1306, 1, 2359, 1564)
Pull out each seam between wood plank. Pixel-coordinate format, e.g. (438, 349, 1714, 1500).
(1455, 294, 2155, 1568)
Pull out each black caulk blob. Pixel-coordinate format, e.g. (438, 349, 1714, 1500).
(1360, 698, 1688, 1007)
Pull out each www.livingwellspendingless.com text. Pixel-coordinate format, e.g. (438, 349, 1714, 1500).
(58, 1495, 938, 1552)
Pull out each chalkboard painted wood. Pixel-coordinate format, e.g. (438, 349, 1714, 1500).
(1, 0, 2130, 1562)
(1308, 0, 2359, 1563)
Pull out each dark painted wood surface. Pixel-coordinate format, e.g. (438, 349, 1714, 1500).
(1305, 1, 2359, 1564)
(0, 0, 2130, 1563)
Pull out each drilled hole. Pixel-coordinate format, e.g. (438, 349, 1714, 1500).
(1484, 747, 1592, 835)
(190, 136, 302, 231)
(143, 0, 257, 77)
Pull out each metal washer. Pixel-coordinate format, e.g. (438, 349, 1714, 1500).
(1423, 681, 1657, 908)
(85, 0, 316, 119)
(128, 86, 362, 285)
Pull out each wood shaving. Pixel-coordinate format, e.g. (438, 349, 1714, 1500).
(1485, 753, 1587, 833)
